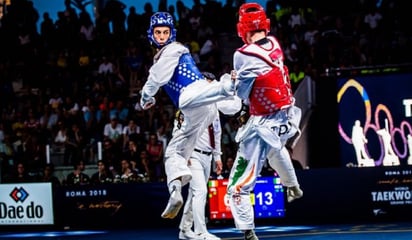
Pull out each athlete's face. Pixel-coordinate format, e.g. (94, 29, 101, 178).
(153, 26, 171, 46)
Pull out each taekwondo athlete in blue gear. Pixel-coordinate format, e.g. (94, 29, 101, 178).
(139, 12, 237, 219)
(226, 3, 303, 240)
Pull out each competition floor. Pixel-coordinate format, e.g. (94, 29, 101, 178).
(1, 221, 412, 240)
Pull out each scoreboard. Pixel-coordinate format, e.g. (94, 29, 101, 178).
(207, 175, 285, 220)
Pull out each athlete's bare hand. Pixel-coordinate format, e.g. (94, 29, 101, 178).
(231, 70, 237, 81)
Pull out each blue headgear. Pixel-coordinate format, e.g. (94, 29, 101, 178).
(147, 12, 177, 49)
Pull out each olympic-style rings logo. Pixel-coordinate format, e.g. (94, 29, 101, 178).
(338, 79, 412, 166)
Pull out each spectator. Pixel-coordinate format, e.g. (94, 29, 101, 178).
(23, 108, 41, 133)
(48, 92, 64, 111)
(77, 48, 92, 87)
(61, 96, 80, 117)
(0, 133, 17, 178)
(23, 133, 45, 172)
(119, 158, 138, 183)
(79, 11, 95, 48)
(53, 120, 68, 163)
(4, 162, 33, 183)
(64, 160, 90, 186)
(289, 63, 306, 91)
(105, 0, 127, 40)
(107, 64, 128, 95)
(102, 138, 121, 178)
(126, 6, 141, 40)
(97, 56, 114, 87)
(39, 12, 56, 48)
(122, 119, 141, 150)
(38, 163, 61, 187)
(64, 123, 85, 164)
(90, 160, 114, 184)
(103, 114, 123, 152)
(146, 133, 165, 182)
(81, 98, 100, 162)
(129, 152, 149, 182)
(109, 99, 129, 125)
(124, 43, 144, 91)
(288, 6, 306, 29)
(176, 0, 191, 31)
(39, 104, 59, 137)
(137, 150, 151, 181)
(123, 138, 142, 164)
(11, 112, 26, 133)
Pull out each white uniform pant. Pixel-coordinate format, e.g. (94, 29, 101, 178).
(164, 78, 234, 193)
(227, 106, 301, 230)
(179, 151, 212, 234)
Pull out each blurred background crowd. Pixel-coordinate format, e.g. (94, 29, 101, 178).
(0, 0, 411, 186)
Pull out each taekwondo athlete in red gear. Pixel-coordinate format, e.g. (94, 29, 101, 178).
(139, 12, 237, 219)
(177, 71, 242, 240)
(226, 3, 303, 240)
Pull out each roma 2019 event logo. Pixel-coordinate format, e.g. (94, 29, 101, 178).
(338, 79, 412, 167)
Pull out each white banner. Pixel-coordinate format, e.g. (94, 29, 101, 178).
(0, 183, 54, 225)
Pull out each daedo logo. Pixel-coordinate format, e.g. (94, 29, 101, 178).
(9, 187, 29, 203)
(0, 183, 53, 224)
(1, 186, 45, 220)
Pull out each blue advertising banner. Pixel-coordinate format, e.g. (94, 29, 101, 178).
(1, 168, 409, 229)
(53, 182, 176, 228)
(285, 166, 412, 223)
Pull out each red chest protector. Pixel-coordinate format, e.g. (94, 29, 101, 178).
(238, 36, 293, 116)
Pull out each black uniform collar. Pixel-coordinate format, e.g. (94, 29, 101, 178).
(254, 37, 269, 45)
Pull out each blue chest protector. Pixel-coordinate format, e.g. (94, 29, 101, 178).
(163, 53, 203, 107)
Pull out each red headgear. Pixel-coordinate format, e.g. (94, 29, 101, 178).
(237, 3, 270, 44)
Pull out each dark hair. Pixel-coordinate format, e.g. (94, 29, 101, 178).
(202, 71, 216, 80)
(73, 160, 84, 170)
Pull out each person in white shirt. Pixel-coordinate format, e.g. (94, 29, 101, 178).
(98, 56, 114, 75)
(103, 115, 123, 150)
(122, 119, 140, 150)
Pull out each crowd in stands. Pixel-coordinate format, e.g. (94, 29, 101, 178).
(0, 0, 411, 186)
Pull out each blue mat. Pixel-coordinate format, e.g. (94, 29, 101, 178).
(1, 222, 412, 239)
